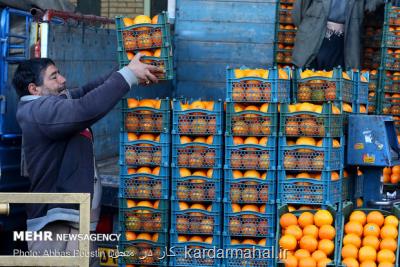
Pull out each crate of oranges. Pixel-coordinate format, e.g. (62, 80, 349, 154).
(279, 103, 344, 138)
(338, 202, 400, 267)
(294, 68, 355, 104)
(277, 170, 343, 206)
(120, 132, 169, 168)
(172, 99, 223, 135)
(122, 98, 170, 134)
(276, 204, 338, 267)
(226, 102, 278, 137)
(278, 137, 344, 172)
(119, 199, 169, 266)
(226, 66, 291, 103)
(120, 166, 169, 200)
(115, 13, 173, 80)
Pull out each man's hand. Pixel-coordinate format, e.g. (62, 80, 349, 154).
(127, 53, 165, 85)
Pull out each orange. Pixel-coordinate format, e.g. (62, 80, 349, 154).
(136, 200, 153, 208)
(244, 136, 259, 145)
(318, 239, 334, 256)
(136, 233, 152, 241)
(204, 237, 213, 244)
(331, 172, 340, 181)
(390, 174, 399, 184)
(127, 168, 136, 175)
(192, 170, 207, 177)
(314, 210, 333, 227)
(379, 238, 397, 251)
(392, 165, 400, 175)
(180, 136, 192, 144)
(206, 135, 214, 144)
(300, 235, 318, 253)
(377, 263, 395, 267)
(232, 204, 241, 212)
(230, 239, 240, 245)
(123, 17, 134, 27)
(285, 225, 303, 240)
(151, 14, 159, 24)
(152, 233, 159, 242)
(244, 170, 261, 178)
(367, 211, 385, 227)
(190, 203, 206, 210)
(279, 234, 297, 250)
(139, 133, 155, 141)
(126, 199, 136, 208)
(303, 225, 319, 239)
(152, 167, 160, 175)
(180, 168, 191, 177)
(153, 200, 159, 208)
(342, 258, 359, 267)
(192, 136, 206, 143)
(242, 239, 256, 245)
(153, 49, 161, 57)
(311, 250, 327, 262)
(233, 136, 244, 145)
(295, 249, 311, 259)
(383, 167, 392, 176)
(363, 223, 380, 237)
(284, 254, 298, 267)
(260, 103, 269, 113)
(232, 170, 243, 179)
(384, 215, 399, 227)
(344, 234, 362, 248)
(359, 246, 377, 262)
(133, 15, 151, 24)
(380, 225, 398, 239)
(345, 221, 364, 236)
(377, 249, 395, 264)
(138, 99, 155, 108)
(241, 204, 259, 212)
(127, 133, 138, 141)
(298, 212, 314, 228)
(178, 235, 188, 242)
(296, 137, 316, 146)
(259, 137, 268, 146)
(360, 261, 377, 267)
(341, 244, 359, 259)
(280, 213, 298, 229)
(333, 139, 341, 147)
(207, 169, 213, 178)
(319, 225, 336, 240)
(179, 202, 189, 210)
(362, 235, 380, 250)
(298, 257, 317, 267)
(317, 258, 332, 267)
(350, 210, 367, 226)
(137, 167, 152, 174)
(125, 231, 136, 241)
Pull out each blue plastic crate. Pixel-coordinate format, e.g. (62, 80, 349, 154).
(224, 169, 276, 205)
(122, 98, 170, 133)
(276, 169, 343, 206)
(294, 68, 355, 103)
(225, 136, 277, 171)
(279, 103, 344, 137)
(120, 132, 169, 167)
(172, 99, 223, 135)
(170, 200, 222, 236)
(119, 198, 169, 233)
(118, 240, 168, 266)
(225, 102, 278, 137)
(383, 52, 400, 71)
(352, 70, 369, 105)
(169, 235, 222, 267)
(275, 204, 339, 267)
(226, 66, 291, 103)
(222, 235, 275, 267)
(223, 202, 275, 238)
(276, 29, 296, 44)
(172, 168, 222, 202)
(277, 137, 344, 171)
(342, 169, 352, 201)
(172, 140, 223, 169)
(119, 166, 169, 200)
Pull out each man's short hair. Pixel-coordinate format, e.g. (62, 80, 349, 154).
(12, 58, 55, 97)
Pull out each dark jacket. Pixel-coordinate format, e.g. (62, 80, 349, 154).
(292, 0, 384, 68)
(16, 69, 132, 231)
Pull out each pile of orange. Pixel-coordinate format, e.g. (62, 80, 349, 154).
(382, 166, 400, 184)
(125, 98, 164, 133)
(231, 103, 272, 136)
(176, 168, 216, 202)
(125, 167, 162, 199)
(341, 210, 399, 267)
(228, 204, 269, 237)
(122, 14, 163, 51)
(177, 101, 217, 135)
(278, 209, 335, 267)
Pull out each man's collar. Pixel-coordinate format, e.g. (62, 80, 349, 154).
(20, 95, 41, 101)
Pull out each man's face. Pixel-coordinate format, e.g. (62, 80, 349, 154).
(34, 64, 66, 96)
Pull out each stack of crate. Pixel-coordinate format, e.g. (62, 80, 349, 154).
(170, 99, 223, 267)
(274, 0, 296, 68)
(118, 98, 170, 267)
(115, 12, 174, 80)
(378, 4, 400, 133)
(223, 67, 291, 267)
(281, 68, 351, 207)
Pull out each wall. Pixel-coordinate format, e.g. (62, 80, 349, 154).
(174, 0, 277, 100)
(100, 0, 144, 17)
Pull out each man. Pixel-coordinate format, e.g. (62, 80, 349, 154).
(292, 0, 384, 70)
(12, 54, 162, 265)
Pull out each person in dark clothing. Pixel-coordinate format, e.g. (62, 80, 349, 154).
(12, 54, 162, 265)
(292, 0, 384, 70)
